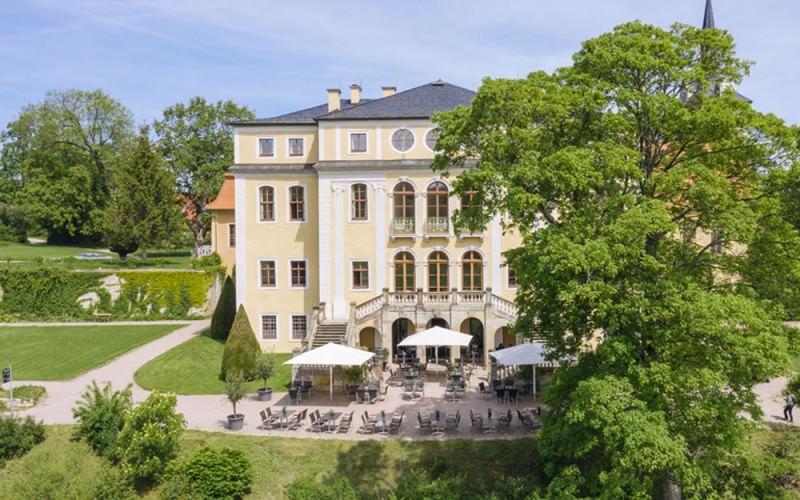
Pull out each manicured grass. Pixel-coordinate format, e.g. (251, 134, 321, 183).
(0, 425, 543, 499)
(0, 324, 184, 380)
(0, 241, 106, 260)
(134, 334, 293, 394)
(0, 241, 194, 270)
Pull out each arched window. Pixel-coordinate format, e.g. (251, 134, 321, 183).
(426, 182, 449, 233)
(392, 182, 415, 233)
(289, 186, 305, 222)
(259, 186, 275, 222)
(462, 251, 483, 291)
(394, 251, 415, 292)
(351, 183, 368, 221)
(427, 251, 449, 292)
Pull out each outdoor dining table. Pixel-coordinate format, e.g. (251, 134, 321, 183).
(278, 409, 295, 429)
(322, 411, 342, 433)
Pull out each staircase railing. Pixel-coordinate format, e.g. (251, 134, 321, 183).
(343, 302, 357, 347)
(305, 302, 325, 351)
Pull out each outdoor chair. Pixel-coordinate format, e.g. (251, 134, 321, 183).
(497, 409, 513, 431)
(302, 380, 312, 396)
(479, 381, 489, 396)
(308, 412, 325, 432)
(288, 388, 300, 404)
(508, 388, 518, 405)
(338, 411, 354, 433)
(378, 384, 389, 402)
(359, 413, 376, 434)
(289, 409, 307, 430)
(470, 409, 483, 431)
(363, 410, 377, 424)
(259, 409, 276, 430)
(413, 379, 425, 399)
(390, 411, 404, 434)
(402, 383, 415, 400)
(495, 388, 505, 404)
(368, 388, 378, 404)
(445, 410, 460, 431)
(417, 411, 432, 431)
(517, 409, 535, 430)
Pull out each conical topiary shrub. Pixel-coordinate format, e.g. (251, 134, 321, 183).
(220, 305, 260, 380)
(209, 275, 236, 341)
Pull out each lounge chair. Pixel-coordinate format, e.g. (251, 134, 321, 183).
(470, 409, 483, 431)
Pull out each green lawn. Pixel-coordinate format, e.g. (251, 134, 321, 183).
(0, 241, 194, 270)
(0, 241, 105, 260)
(134, 334, 293, 394)
(0, 324, 184, 380)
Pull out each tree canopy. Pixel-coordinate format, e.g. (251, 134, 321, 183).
(153, 98, 254, 253)
(434, 21, 799, 496)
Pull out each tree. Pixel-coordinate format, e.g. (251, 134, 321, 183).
(220, 305, 260, 380)
(72, 381, 133, 457)
(0, 89, 134, 243)
(105, 126, 183, 259)
(113, 391, 185, 483)
(162, 446, 252, 500)
(153, 98, 254, 254)
(209, 275, 236, 340)
(433, 21, 798, 496)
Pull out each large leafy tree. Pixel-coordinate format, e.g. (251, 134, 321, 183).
(105, 126, 183, 259)
(153, 98, 254, 254)
(434, 22, 799, 496)
(0, 89, 134, 242)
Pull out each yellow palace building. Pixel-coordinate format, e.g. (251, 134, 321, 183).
(208, 81, 522, 364)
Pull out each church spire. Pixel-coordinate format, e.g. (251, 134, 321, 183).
(702, 0, 715, 29)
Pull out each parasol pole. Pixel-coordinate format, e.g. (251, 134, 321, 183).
(330, 366, 333, 401)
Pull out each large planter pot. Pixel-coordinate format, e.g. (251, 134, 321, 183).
(257, 387, 273, 402)
(227, 414, 244, 431)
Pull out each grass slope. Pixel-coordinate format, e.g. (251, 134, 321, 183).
(0, 324, 183, 380)
(134, 334, 293, 394)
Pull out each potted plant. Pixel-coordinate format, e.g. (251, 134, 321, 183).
(225, 372, 247, 430)
(381, 347, 390, 371)
(254, 354, 275, 401)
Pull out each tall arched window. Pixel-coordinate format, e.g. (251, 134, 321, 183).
(426, 182, 449, 233)
(394, 251, 415, 292)
(351, 183, 368, 221)
(289, 186, 305, 222)
(259, 186, 275, 222)
(393, 182, 415, 233)
(427, 251, 449, 292)
(462, 251, 483, 291)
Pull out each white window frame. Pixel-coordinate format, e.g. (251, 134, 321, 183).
(390, 127, 416, 153)
(257, 258, 278, 289)
(424, 127, 441, 153)
(350, 259, 372, 291)
(287, 136, 305, 157)
(348, 131, 368, 154)
(227, 223, 236, 248)
(286, 184, 307, 223)
(288, 258, 308, 289)
(260, 313, 279, 341)
(257, 136, 276, 158)
(290, 314, 307, 341)
(256, 184, 277, 223)
(348, 183, 370, 223)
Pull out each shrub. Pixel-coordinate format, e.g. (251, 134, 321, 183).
(72, 381, 133, 457)
(209, 275, 236, 340)
(225, 373, 247, 418)
(286, 474, 358, 500)
(191, 252, 221, 270)
(787, 373, 800, 396)
(162, 446, 252, 499)
(12, 385, 46, 405)
(0, 415, 45, 465)
(220, 305, 260, 380)
(113, 391, 185, 483)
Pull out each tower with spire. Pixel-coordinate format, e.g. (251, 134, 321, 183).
(702, 0, 715, 29)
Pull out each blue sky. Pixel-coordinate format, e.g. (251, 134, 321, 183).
(1, 0, 798, 129)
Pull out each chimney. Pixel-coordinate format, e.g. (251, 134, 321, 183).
(350, 84, 362, 105)
(327, 88, 341, 113)
(382, 86, 396, 98)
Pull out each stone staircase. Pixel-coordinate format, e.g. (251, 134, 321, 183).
(312, 321, 348, 348)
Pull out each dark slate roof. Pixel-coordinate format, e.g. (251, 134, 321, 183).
(317, 81, 475, 120)
(234, 81, 474, 126)
(702, 0, 715, 29)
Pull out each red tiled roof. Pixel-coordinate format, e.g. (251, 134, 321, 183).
(207, 175, 235, 210)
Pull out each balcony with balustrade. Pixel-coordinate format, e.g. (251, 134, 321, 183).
(424, 217, 450, 238)
(390, 217, 416, 239)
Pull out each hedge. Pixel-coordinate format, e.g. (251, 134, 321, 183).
(0, 268, 101, 320)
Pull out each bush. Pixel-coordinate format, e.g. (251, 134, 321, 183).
(113, 391, 185, 483)
(72, 381, 133, 457)
(11, 385, 46, 405)
(220, 305, 260, 380)
(209, 275, 236, 340)
(286, 474, 358, 500)
(787, 374, 800, 396)
(0, 415, 45, 465)
(162, 446, 252, 499)
(191, 252, 221, 270)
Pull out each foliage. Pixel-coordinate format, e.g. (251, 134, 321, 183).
(0, 416, 45, 465)
(163, 446, 252, 500)
(0, 205, 29, 243)
(7, 385, 46, 405)
(72, 381, 133, 457)
(117, 270, 213, 314)
(153, 97, 254, 253)
(224, 373, 247, 417)
(191, 252, 222, 270)
(209, 274, 236, 340)
(254, 353, 275, 390)
(0, 89, 134, 243)
(105, 126, 183, 259)
(220, 305, 260, 380)
(134, 335, 292, 394)
(0, 324, 180, 380)
(286, 474, 358, 500)
(113, 391, 185, 483)
(433, 21, 797, 496)
(0, 268, 100, 320)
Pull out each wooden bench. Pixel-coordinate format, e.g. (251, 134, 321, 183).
(93, 313, 112, 322)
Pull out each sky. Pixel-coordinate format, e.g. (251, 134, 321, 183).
(1, 0, 798, 130)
